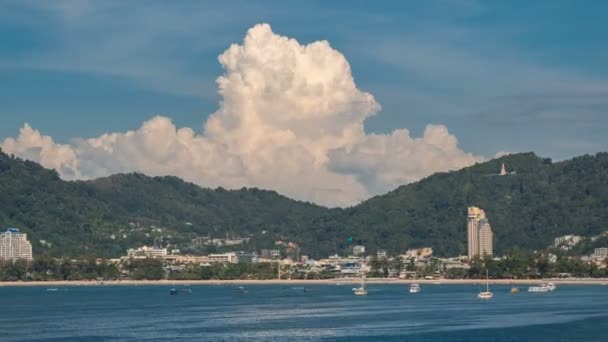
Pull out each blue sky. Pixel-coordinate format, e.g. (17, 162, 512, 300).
(1, 0, 607, 160)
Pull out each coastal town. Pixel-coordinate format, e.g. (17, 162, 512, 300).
(2, 202, 607, 282)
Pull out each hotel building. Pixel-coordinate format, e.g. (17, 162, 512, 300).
(467, 207, 494, 260)
(127, 246, 168, 259)
(0, 228, 33, 261)
(208, 252, 239, 264)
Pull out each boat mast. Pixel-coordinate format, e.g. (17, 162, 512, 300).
(361, 254, 365, 289)
(486, 269, 489, 292)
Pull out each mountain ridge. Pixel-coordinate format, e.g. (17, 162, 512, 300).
(1, 148, 607, 258)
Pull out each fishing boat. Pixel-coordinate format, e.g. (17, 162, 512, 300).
(409, 283, 421, 293)
(477, 270, 493, 299)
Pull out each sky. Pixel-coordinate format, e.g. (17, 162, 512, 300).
(1, 0, 607, 207)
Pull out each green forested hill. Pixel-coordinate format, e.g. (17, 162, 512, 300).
(336, 152, 608, 256)
(1, 149, 607, 258)
(0, 151, 327, 257)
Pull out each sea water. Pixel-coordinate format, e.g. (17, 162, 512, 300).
(1, 284, 607, 341)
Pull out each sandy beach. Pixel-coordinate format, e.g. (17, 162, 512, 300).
(1, 278, 608, 287)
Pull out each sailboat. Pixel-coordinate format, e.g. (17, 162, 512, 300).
(354, 257, 368, 296)
(477, 270, 493, 299)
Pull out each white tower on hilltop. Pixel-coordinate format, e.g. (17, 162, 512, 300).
(500, 163, 507, 176)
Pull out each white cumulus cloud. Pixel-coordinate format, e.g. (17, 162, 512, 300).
(1, 23, 483, 207)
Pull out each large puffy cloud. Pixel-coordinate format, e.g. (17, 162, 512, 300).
(1, 24, 483, 207)
(2, 124, 81, 179)
(328, 126, 482, 195)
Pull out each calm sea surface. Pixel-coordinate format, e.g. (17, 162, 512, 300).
(1, 284, 607, 341)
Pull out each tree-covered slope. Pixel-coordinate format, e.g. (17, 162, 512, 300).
(1, 148, 607, 258)
(332, 152, 608, 256)
(0, 150, 327, 257)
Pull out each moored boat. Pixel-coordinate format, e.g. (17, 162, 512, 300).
(477, 270, 493, 299)
(528, 283, 556, 292)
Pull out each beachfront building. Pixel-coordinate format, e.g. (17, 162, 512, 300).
(0, 228, 33, 261)
(593, 248, 608, 260)
(467, 207, 494, 260)
(162, 254, 209, 264)
(403, 247, 433, 261)
(127, 246, 168, 259)
(261, 249, 281, 259)
(208, 252, 239, 264)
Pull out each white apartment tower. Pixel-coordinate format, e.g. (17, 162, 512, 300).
(0, 228, 33, 261)
(478, 219, 493, 257)
(467, 207, 494, 260)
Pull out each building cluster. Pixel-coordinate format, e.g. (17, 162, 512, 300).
(190, 236, 250, 247)
(551, 232, 608, 268)
(467, 206, 493, 260)
(4, 198, 607, 278)
(123, 246, 250, 264)
(0, 228, 33, 261)
(554, 235, 583, 251)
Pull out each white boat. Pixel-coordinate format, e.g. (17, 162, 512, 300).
(409, 283, 421, 293)
(528, 282, 556, 292)
(354, 286, 367, 296)
(477, 270, 493, 299)
(353, 257, 367, 296)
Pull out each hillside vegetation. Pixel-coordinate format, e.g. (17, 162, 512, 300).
(1, 148, 607, 258)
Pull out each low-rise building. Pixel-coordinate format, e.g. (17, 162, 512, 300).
(127, 246, 168, 259)
(554, 235, 583, 250)
(403, 247, 433, 261)
(235, 251, 256, 263)
(162, 254, 209, 264)
(208, 252, 238, 264)
(352, 245, 365, 256)
(261, 249, 281, 259)
(593, 248, 608, 260)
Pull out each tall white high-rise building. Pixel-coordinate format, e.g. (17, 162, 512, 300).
(478, 219, 493, 257)
(467, 207, 494, 260)
(0, 228, 33, 261)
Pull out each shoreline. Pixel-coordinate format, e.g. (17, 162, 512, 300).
(1, 278, 608, 287)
